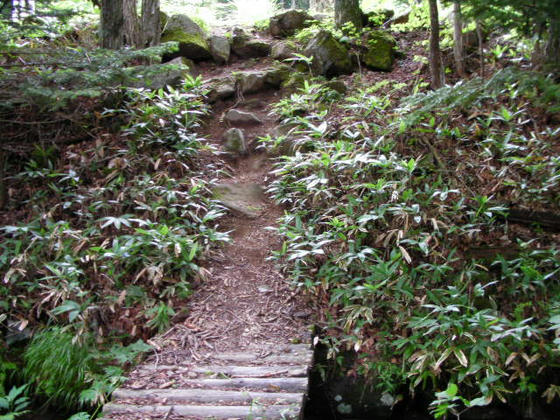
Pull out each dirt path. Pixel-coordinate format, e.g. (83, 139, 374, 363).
(105, 62, 313, 420)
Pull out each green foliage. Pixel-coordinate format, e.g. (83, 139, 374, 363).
(23, 328, 150, 409)
(0, 385, 31, 420)
(0, 59, 228, 414)
(268, 68, 560, 414)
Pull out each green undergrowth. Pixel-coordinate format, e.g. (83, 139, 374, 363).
(264, 70, 560, 417)
(0, 79, 228, 415)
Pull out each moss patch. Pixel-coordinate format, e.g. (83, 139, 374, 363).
(362, 30, 396, 72)
(161, 29, 211, 61)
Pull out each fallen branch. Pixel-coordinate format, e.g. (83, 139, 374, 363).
(504, 208, 560, 231)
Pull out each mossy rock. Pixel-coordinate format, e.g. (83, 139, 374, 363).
(212, 183, 264, 219)
(161, 14, 211, 61)
(303, 29, 354, 77)
(264, 64, 292, 87)
(362, 8, 395, 27)
(160, 11, 169, 31)
(281, 71, 308, 92)
(231, 29, 271, 59)
(271, 40, 299, 60)
(361, 30, 396, 72)
(270, 9, 314, 38)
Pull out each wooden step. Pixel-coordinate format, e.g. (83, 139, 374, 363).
(103, 403, 300, 419)
(137, 364, 308, 378)
(213, 347, 313, 366)
(112, 388, 304, 404)
(104, 345, 314, 418)
(173, 377, 308, 392)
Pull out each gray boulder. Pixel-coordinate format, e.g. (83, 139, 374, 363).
(129, 57, 197, 90)
(235, 65, 291, 94)
(270, 10, 314, 37)
(206, 77, 236, 103)
(271, 40, 298, 60)
(208, 35, 230, 64)
(161, 14, 211, 61)
(225, 109, 262, 126)
(223, 128, 247, 155)
(303, 30, 354, 77)
(236, 71, 267, 94)
(361, 30, 396, 71)
(231, 29, 271, 59)
(212, 183, 264, 219)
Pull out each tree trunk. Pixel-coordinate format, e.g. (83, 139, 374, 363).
(544, 16, 560, 73)
(0, 150, 6, 211)
(428, 0, 444, 88)
(123, 0, 140, 47)
(11, 0, 34, 22)
(141, 0, 160, 47)
(476, 20, 484, 77)
(101, 0, 124, 49)
(335, 0, 362, 30)
(452, 0, 465, 77)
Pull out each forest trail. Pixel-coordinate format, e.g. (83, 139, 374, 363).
(103, 57, 314, 420)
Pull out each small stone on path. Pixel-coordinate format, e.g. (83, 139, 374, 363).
(223, 128, 247, 155)
(225, 109, 262, 126)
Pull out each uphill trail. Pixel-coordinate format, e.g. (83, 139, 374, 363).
(104, 52, 315, 420)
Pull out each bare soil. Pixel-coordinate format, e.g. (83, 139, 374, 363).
(120, 69, 312, 391)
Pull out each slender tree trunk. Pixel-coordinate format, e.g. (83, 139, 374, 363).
(123, 0, 140, 47)
(101, 0, 124, 49)
(452, 0, 465, 77)
(428, 0, 444, 88)
(544, 16, 560, 73)
(141, 0, 160, 47)
(335, 0, 362, 30)
(476, 20, 484, 78)
(0, 150, 6, 211)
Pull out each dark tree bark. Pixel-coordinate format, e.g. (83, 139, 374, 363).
(101, 0, 124, 49)
(544, 16, 560, 73)
(123, 0, 140, 47)
(0, 150, 6, 211)
(476, 20, 484, 77)
(452, 0, 465, 77)
(335, 0, 362, 30)
(10, 0, 34, 22)
(428, 0, 444, 88)
(141, 0, 160, 47)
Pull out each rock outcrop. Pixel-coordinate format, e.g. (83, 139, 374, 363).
(361, 30, 396, 71)
(303, 30, 354, 77)
(231, 28, 271, 59)
(225, 109, 262, 126)
(270, 10, 314, 38)
(223, 128, 247, 155)
(161, 14, 211, 61)
(208, 35, 231, 64)
(271, 40, 298, 60)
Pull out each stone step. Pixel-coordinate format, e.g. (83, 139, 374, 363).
(112, 388, 304, 405)
(104, 403, 300, 419)
(138, 364, 308, 378)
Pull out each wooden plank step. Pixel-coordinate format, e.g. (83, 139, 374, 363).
(137, 364, 308, 377)
(213, 349, 313, 366)
(174, 377, 307, 392)
(103, 403, 299, 419)
(112, 388, 304, 404)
